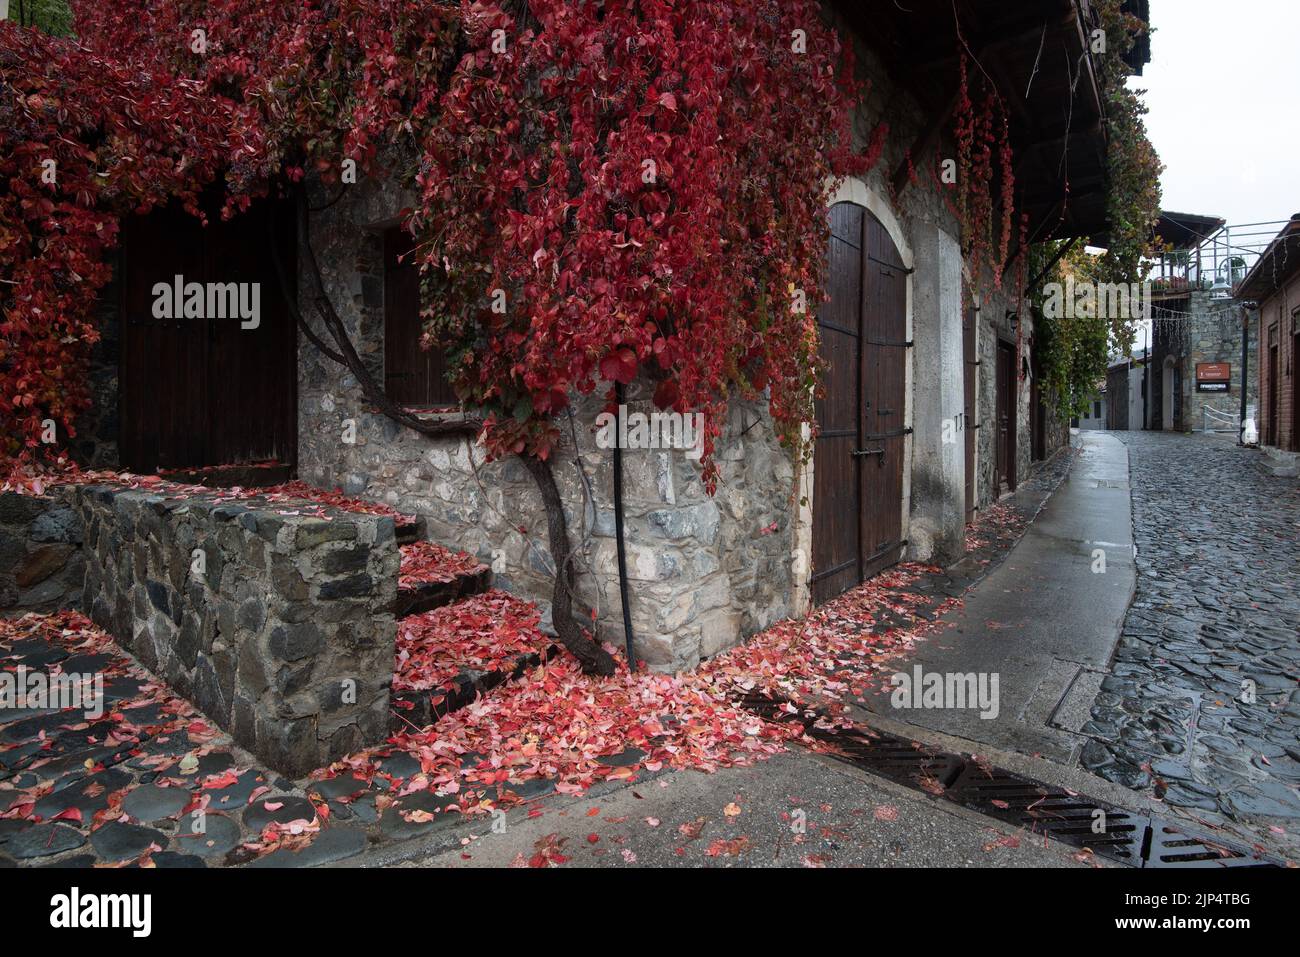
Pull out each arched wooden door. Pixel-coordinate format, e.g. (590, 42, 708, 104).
(812, 203, 908, 605)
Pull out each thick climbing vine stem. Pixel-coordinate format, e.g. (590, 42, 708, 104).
(283, 188, 615, 677)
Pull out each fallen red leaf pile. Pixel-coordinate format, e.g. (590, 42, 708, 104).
(963, 501, 1026, 555)
(52, 470, 415, 525)
(322, 650, 798, 811)
(399, 541, 488, 589)
(392, 591, 547, 697)
(697, 563, 963, 711)
(255, 481, 415, 522)
(319, 558, 978, 816)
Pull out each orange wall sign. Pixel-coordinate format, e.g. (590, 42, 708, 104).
(1196, 362, 1231, 392)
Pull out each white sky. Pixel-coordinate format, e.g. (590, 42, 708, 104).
(1138, 0, 1300, 227)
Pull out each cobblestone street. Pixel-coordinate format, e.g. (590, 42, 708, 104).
(1080, 432, 1300, 857)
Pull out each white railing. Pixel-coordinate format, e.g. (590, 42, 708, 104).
(1151, 220, 1293, 297)
(1201, 405, 1238, 434)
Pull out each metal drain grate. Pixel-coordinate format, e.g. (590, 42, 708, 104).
(1145, 819, 1274, 868)
(942, 763, 1145, 865)
(737, 691, 1280, 868)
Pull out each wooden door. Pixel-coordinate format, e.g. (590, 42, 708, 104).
(1292, 332, 1299, 452)
(1030, 349, 1046, 459)
(1267, 332, 1279, 446)
(812, 203, 867, 604)
(812, 203, 908, 604)
(995, 341, 1017, 494)
(860, 215, 908, 578)
(383, 227, 457, 408)
(119, 197, 297, 473)
(963, 301, 978, 523)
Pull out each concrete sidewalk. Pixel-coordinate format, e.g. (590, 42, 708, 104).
(376, 748, 1108, 868)
(856, 432, 1135, 763)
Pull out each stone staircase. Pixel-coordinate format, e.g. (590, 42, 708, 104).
(389, 539, 557, 732)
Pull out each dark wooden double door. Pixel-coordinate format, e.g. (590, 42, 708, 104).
(812, 203, 907, 604)
(963, 301, 978, 522)
(118, 198, 298, 473)
(995, 340, 1018, 495)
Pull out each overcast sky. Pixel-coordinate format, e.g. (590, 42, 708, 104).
(1138, 0, 1299, 228)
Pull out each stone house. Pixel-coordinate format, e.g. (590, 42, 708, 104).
(43, 0, 1140, 678)
(1139, 211, 1259, 436)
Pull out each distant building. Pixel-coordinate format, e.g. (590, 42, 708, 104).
(1075, 387, 1108, 431)
(1105, 350, 1148, 430)
(1142, 211, 1264, 434)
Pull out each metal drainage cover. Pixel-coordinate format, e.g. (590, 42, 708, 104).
(737, 692, 1280, 869)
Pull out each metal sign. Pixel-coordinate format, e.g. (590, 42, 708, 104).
(1196, 362, 1231, 393)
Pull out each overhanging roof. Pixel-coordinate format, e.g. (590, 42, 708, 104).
(830, 0, 1135, 242)
(1153, 211, 1225, 251)
(1236, 216, 1300, 301)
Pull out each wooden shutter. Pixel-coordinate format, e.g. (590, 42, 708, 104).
(383, 227, 457, 408)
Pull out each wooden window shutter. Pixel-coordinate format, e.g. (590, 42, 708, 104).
(383, 226, 457, 408)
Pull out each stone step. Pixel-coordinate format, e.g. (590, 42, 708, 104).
(157, 461, 292, 488)
(395, 541, 492, 618)
(387, 589, 554, 733)
(389, 642, 561, 732)
(395, 565, 492, 618)
(1258, 448, 1299, 478)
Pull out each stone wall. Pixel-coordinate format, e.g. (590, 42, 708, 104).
(294, 168, 799, 673)
(290, 10, 1071, 668)
(0, 492, 85, 615)
(70, 484, 399, 776)
(1181, 292, 1258, 433)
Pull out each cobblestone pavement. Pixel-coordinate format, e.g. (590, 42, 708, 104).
(1079, 432, 1300, 859)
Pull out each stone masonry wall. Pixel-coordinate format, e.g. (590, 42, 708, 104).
(295, 169, 798, 672)
(1180, 292, 1258, 433)
(291, 8, 1073, 666)
(0, 491, 85, 615)
(71, 484, 399, 776)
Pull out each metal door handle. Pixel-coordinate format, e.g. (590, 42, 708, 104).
(852, 448, 885, 459)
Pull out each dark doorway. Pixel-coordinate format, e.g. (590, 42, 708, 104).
(995, 341, 1017, 495)
(963, 299, 978, 523)
(1030, 350, 1047, 460)
(1267, 331, 1279, 447)
(119, 197, 298, 473)
(812, 203, 908, 604)
(1293, 331, 1299, 452)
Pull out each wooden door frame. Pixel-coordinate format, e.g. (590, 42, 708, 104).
(1266, 323, 1279, 447)
(1292, 327, 1300, 452)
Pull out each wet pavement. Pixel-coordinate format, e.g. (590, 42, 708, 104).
(856, 433, 1132, 763)
(1078, 432, 1300, 859)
